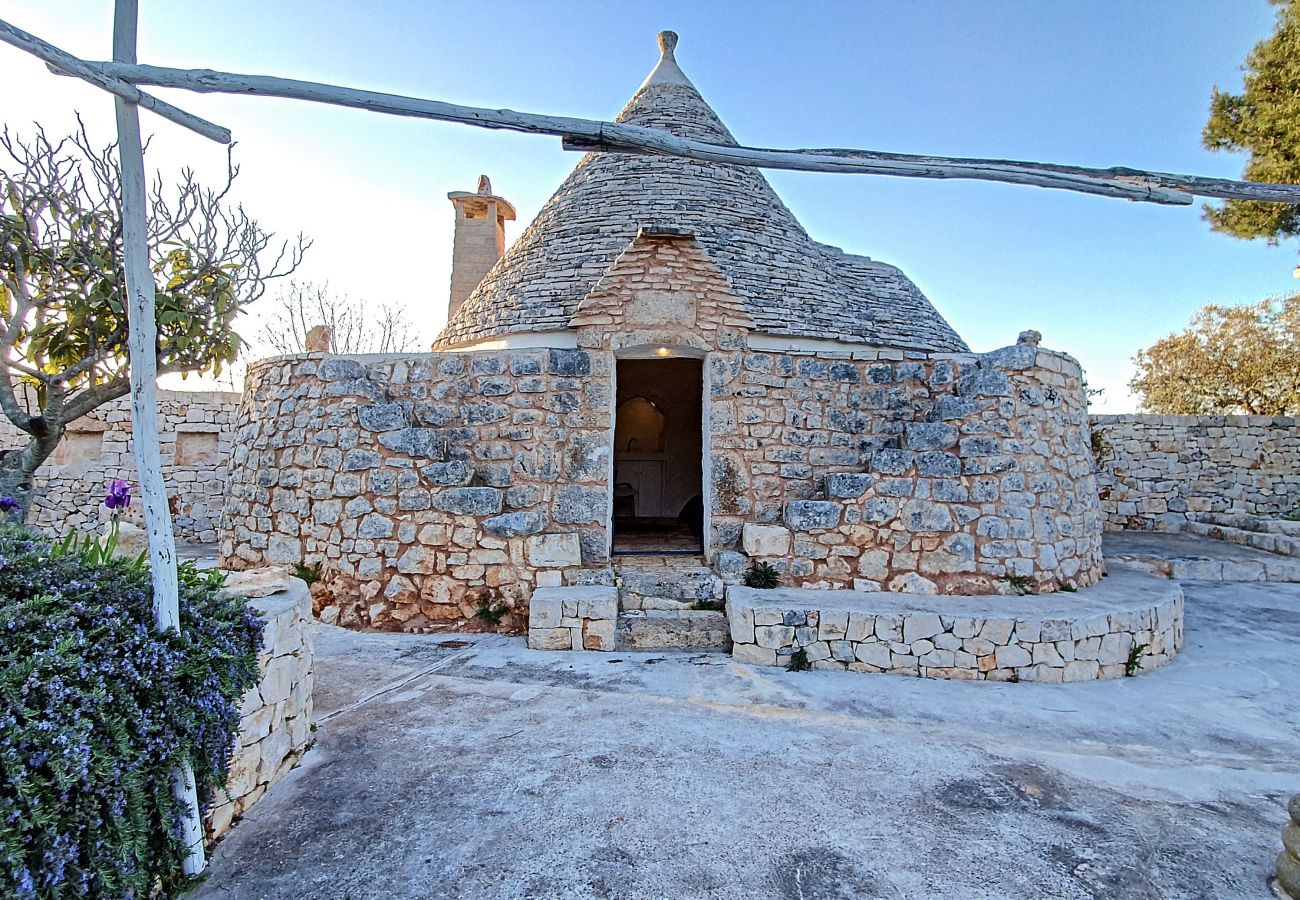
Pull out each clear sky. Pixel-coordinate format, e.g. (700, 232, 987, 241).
(1, 0, 1295, 409)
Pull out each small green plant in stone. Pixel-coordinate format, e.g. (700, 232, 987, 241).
(1003, 573, 1036, 595)
(476, 598, 510, 624)
(1089, 428, 1108, 466)
(691, 598, 725, 611)
(786, 647, 811, 672)
(1058, 581, 1077, 593)
(743, 560, 781, 589)
(1125, 642, 1149, 677)
(293, 562, 322, 585)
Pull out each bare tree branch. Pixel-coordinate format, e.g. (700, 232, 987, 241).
(259, 280, 420, 355)
(0, 118, 310, 516)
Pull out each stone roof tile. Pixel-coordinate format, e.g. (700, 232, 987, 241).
(435, 34, 967, 353)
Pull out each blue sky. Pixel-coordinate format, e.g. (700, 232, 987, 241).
(0, 0, 1294, 408)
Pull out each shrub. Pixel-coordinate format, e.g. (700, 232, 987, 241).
(475, 597, 510, 625)
(742, 561, 781, 589)
(0, 526, 264, 898)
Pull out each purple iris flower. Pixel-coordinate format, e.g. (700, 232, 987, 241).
(104, 479, 132, 512)
(0, 497, 21, 514)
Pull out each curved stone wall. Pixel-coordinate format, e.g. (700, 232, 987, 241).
(716, 342, 1104, 593)
(221, 350, 612, 631)
(220, 340, 1103, 631)
(726, 564, 1183, 681)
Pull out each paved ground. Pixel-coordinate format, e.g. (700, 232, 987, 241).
(195, 573, 1299, 900)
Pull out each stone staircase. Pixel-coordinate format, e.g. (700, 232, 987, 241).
(614, 556, 731, 652)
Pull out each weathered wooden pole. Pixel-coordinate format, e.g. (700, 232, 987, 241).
(111, 0, 206, 875)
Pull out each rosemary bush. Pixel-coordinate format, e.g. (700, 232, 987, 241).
(0, 526, 263, 898)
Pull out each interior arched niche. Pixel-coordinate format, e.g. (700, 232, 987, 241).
(615, 396, 666, 453)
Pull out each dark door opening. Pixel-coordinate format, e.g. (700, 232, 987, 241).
(612, 357, 703, 555)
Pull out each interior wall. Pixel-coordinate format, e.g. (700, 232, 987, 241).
(614, 358, 702, 519)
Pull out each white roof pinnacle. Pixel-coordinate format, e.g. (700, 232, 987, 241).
(640, 31, 695, 90)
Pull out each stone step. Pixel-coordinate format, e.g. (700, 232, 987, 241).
(616, 563, 724, 611)
(617, 610, 733, 652)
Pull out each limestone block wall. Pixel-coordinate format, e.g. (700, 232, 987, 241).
(714, 343, 1104, 593)
(1091, 415, 1300, 530)
(726, 564, 1184, 682)
(220, 350, 612, 631)
(0, 390, 239, 542)
(206, 579, 314, 840)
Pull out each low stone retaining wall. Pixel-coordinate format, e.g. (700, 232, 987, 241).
(206, 577, 315, 840)
(726, 564, 1182, 682)
(527, 585, 618, 651)
(1092, 414, 1300, 531)
(1188, 512, 1300, 557)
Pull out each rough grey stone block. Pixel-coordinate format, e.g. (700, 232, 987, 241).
(904, 422, 958, 450)
(421, 460, 473, 486)
(318, 358, 365, 381)
(784, 500, 842, 531)
(358, 403, 408, 432)
(548, 349, 591, 376)
(825, 472, 874, 498)
(554, 485, 607, 524)
(432, 487, 503, 516)
(378, 428, 446, 458)
(483, 510, 549, 537)
(343, 449, 381, 470)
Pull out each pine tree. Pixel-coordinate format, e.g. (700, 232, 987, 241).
(1202, 1, 1300, 254)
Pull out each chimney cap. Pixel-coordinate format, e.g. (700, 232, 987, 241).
(448, 176, 516, 219)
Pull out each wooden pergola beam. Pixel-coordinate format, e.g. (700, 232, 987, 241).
(67, 60, 1198, 206)
(0, 18, 229, 143)
(40, 58, 1300, 208)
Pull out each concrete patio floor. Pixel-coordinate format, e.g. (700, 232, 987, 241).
(194, 573, 1299, 900)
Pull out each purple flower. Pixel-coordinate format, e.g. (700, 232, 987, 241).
(0, 497, 21, 514)
(104, 479, 132, 511)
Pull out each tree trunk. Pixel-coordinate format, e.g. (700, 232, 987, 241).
(0, 431, 64, 526)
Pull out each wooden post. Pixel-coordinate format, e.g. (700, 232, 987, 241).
(111, 0, 206, 876)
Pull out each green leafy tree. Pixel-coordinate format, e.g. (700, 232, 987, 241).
(1202, 0, 1300, 253)
(1130, 294, 1300, 414)
(0, 120, 308, 518)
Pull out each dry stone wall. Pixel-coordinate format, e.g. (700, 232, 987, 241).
(1092, 414, 1300, 530)
(0, 390, 238, 542)
(206, 578, 314, 840)
(713, 343, 1104, 593)
(221, 350, 612, 631)
(726, 564, 1183, 682)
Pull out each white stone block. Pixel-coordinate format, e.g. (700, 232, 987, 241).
(817, 608, 849, 640)
(995, 644, 1032, 668)
(742, 523, 792, 557)
(526, 533, 582, 567)
(854, 641, 892, 668)
(732, 643, 778, 667)
(845, 612, 874, 642)
(528, 627, 571, 651)
(1062, 660, 1100, 682)
(529, 595, 563, 629)
(729, 605, 756, 644)
(902, 612, 943, 644)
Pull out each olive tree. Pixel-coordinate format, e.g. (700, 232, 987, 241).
(1130, 294, 1300, 415)
(0, 120, 307, 518)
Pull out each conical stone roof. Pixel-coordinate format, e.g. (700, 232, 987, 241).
(434, 32, 967, 353)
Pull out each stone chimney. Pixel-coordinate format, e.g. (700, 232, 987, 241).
(447, 175, 516, 321)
